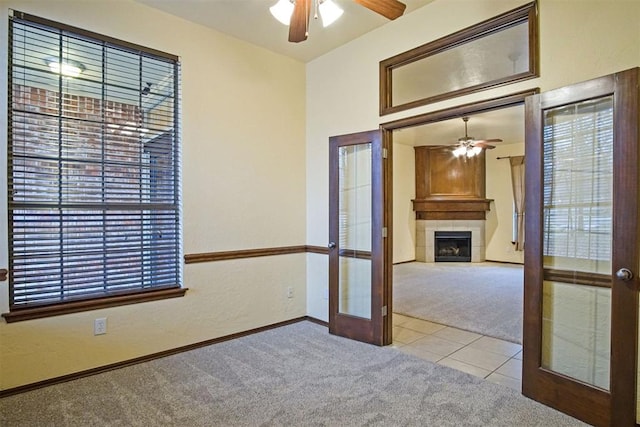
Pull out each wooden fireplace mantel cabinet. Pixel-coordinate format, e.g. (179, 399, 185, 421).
(412, 145, 493, 220)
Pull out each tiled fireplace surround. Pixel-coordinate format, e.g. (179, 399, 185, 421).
(416, 220, 486, 263)
(413, 146, 491, 263)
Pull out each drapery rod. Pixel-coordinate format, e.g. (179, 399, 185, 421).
(496, 155, 523, 160)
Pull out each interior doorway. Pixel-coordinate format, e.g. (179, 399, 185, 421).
(390, 105, 526, 341)
(381, 90, 534, 388)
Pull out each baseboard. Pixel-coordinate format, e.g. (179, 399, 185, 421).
(484, 259, 524, 266)
(0, 316, 325, 399)
(393, 259, 416, 265)
(305, 316, 328, 327)
(393, 259, 524, 266)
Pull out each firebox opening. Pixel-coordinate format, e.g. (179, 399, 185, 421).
(434, 231, 471, 262)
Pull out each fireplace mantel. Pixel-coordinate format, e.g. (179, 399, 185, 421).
(412, 198, 493, 220)
(413, 145, 493, 220)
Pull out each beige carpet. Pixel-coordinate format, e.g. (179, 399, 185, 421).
(393, 262, 523, 344)
(0, 321, 585, 426)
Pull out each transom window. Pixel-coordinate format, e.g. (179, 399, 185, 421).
(4, 11, 184, 322)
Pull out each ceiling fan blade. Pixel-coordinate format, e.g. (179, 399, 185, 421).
(473, 142, 496, 149)
(289, 0, 311, 43)
(475, 138, 503, 143)
(354, 0, 407, 20)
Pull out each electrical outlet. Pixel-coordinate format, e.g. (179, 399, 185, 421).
(94, 317, 107, 335)
(286, 287, 294, 299)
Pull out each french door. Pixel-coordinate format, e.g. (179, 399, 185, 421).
(328, 130, 390, 346)
(523, 68, 639, 426)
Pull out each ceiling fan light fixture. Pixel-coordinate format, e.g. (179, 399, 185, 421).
(453, 143, 483, 158)
(46, 58, 84, 77)
(318, 0, 343, 27)
(451, 116, 499, 158)
(452, 146, 466, 158)
(270, 0, 294, 25)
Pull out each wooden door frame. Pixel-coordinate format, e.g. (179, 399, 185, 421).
(382, 127, 393, 345)
(380, 88, 539, 345)
(522, 68, 639, 427)
(378, 69, 640, 425)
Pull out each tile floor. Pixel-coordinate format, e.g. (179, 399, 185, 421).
(391, 313, 522, 391)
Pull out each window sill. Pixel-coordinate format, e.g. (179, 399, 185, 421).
(2, 287, 188, 323)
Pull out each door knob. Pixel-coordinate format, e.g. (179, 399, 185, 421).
(328, 242, 336, 249)
(616, 268, 634, 281)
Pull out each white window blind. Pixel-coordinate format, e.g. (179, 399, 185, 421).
(8, 11, 182, 310)
(542, 96, 613, 262)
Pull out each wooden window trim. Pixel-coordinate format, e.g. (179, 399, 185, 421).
(3, 243, 330, 322)
(2, 287, 188, 323)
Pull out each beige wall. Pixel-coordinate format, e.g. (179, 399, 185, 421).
(485, 142, 525, 264)
(392, 142, 416, 263)
(0, 0, 307, 390)
(306, 0, 640, 316)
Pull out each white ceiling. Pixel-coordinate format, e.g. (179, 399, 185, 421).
(393, 105, 525, 148)
(134, 0, 435, 63)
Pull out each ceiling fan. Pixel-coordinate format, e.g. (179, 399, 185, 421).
(451, 117, 503, 158)
(272, 0, 407, 43)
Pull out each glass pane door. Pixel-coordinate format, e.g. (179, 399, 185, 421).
(523, 68, 640, 427)
(328, 130, 386, 346)
(338, 143, 372, 319)
(541, 96, 613, 389)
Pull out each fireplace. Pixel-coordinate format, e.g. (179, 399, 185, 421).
(434, 231, 471, 262)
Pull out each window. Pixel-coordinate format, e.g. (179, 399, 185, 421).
(4, 11, 184, 322)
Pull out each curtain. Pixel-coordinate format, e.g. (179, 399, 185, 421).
(510, 156, 525, 251)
